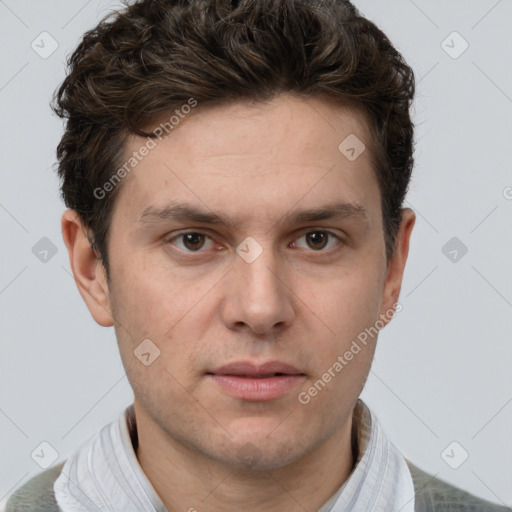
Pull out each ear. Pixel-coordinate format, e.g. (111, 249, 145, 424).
(379, 208, 416, 325)
(61, 209, 114, 327)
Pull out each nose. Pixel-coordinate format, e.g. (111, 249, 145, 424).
(220, 247, 295, 336)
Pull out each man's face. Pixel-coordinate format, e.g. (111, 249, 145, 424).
(95, 95, 402, 469)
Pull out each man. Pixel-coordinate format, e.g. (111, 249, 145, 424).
(6, 0, 508, 511)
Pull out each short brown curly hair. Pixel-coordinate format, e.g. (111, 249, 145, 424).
(52, 0, 415, 276)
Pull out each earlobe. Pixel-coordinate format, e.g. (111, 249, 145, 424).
(61, 209, 114, 327)
(379, 208, 416, 324)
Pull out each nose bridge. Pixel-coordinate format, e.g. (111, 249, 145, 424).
(242, 251, 280, 298)
(226, 239, 294, 333)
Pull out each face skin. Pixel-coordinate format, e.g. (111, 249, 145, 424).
(62, 94, 415, 512)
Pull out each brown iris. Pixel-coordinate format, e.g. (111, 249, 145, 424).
(306, 231, 329, 250)
(183, 233, 206, 251)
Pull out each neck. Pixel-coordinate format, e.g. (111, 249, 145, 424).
(133, 405, 357, 512)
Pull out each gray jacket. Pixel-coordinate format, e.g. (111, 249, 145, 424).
(5, 459, 510, 512)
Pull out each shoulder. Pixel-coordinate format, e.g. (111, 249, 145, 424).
(5, 461, 64, 512)
(406, 459, 511, 512)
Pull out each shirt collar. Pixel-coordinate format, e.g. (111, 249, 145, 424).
(318, 399, 415, 512)
(54, 404, 167, 512)
(54, 399, 414, 512)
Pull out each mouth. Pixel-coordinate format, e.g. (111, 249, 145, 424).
(207, 360, 305, 377)
(206, 361, 306, 401)
(210, 372, 294, 378)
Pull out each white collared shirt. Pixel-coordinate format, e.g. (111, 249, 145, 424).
(318, 399, 415, 511)
(54, 399, 415, 512)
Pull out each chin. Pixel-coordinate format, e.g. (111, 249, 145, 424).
(212, 424, 315, 471)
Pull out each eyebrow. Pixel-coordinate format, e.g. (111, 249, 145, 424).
(138, 200, 370, 229)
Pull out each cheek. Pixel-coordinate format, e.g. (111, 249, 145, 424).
(303, 266, 384, 337)
(296, 279, 381, 412)
(108, 256, 214, 380)
(109, 254, 193, 335)
(296, 258, 385, 378)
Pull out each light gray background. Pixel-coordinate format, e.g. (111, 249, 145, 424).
(1, 0, 511, 509)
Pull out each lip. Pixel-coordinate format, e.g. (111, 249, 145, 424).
(209, 361, 304, 377)
(206, 361, 306, 401)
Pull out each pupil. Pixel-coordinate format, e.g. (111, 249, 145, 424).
(184, 233, 204, 251)
(307, 232, 328, 250)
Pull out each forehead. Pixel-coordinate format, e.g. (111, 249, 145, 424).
(112, 94, 380, 230)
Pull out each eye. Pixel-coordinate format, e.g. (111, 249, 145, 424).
(291, 230, 341, 251)
(168, 232, 215, 252)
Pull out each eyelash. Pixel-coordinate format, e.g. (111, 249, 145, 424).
(164, 230, 343, 255)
